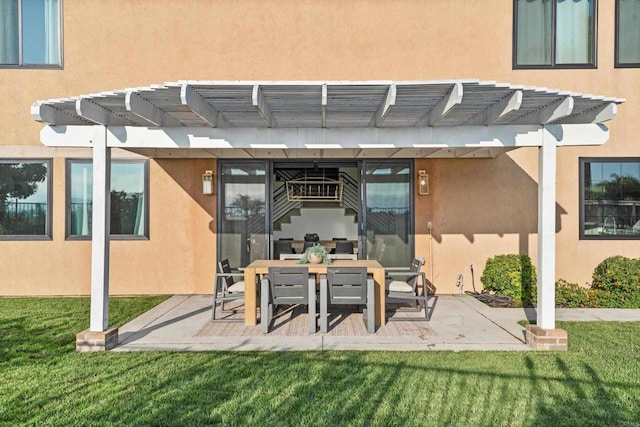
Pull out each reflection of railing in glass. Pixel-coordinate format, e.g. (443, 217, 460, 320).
(70, 191, 144, 235)
(603, 216, 617, 234)
(367, 207, 409, 236)
(584, 200, 640, 236)
(224, 206, 266, 219)
(0, 201, 46, 235)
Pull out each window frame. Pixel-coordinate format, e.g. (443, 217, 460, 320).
(614, 0, 640, 68)
(0, 0, 64, 69)
(0, 158, 52, 241)
(579, 157, 640, 240)
(512, 0, 598, 69)
(65, 158, 149, 241)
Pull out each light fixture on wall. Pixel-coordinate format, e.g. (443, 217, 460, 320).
(418, 170, 429, 195)
(202, 170, 214, 195)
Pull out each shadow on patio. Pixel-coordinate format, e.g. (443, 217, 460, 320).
(115, 294, 529, 352)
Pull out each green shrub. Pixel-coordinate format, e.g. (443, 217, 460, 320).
(555, 279, 588, 308)
(592, 255, 640, 293)
(481, 254, 537, 305)
(586, 288, 640, 308)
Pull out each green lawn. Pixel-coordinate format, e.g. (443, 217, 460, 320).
(1, 297, 639, 426)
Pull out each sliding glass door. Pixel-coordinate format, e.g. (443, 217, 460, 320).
(218, 161, 269, 269)
(218, 159, 413, 268)
(362, 161, 413, 268)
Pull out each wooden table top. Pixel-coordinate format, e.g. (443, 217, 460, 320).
(245, 259, 382, 273)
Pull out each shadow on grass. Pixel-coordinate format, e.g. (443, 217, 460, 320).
(2, 299, 640, 425)
(0, 296, 168, 366)
(526, 356, 640, 426)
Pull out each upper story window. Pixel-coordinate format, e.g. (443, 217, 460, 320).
(514, 0, 597, 68)
(580, 158, 640, 240)
(0, 0, 62, 68)
(66, 159, 149, 240)
(616, 0, 640, 67)
(0, 159, 51, 240)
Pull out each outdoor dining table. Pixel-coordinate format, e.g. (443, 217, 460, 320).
(242, 259, 386, 327)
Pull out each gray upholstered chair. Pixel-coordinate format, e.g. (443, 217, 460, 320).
(212, 259, 245, 321)
(320, 267, 374, 334)
(273, 239, 294, 260)
(334, 240, 354, 254)
(260, 267, 316, 333)
(385, 257, 429, 319)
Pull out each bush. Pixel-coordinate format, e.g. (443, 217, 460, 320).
(556, 269, 640, 309)
(586, 288, 640, 308)
(555, 279, 589, 308)
(592, 256, 640, 294)
(481, 254, 537, 305)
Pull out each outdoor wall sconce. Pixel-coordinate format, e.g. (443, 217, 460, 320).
(202, 170, 214, 195)
(418, 170, 429, 195)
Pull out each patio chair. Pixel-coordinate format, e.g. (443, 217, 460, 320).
(260, 267, 316, 334)
(328, 253, 357, 260)
(212, 259, 245, 321)
(273, 239, 295, 260)
(385, 257, 429, 319)
(320, 267, 374, 334)
(280, 253, 304, 260)
(334, 240, 354, 254)
(329, 237, 347, 254)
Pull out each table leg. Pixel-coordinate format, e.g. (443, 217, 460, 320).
(373, 268, 386, 327)
(244, 267, 257, 326)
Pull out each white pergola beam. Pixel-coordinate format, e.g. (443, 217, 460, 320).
(515, 96, 574, 125)
(415, 82, 463, 127)
(252, 84, 273, 127)
(76, 98, 127, 126)
(372, 84, 397, 127)
(458, 147, 493, 158)
(31, 102, 88, 125)
(321, 84, 328, 128)
(468, 90, 523, 126)
(558, 102, 617, 124)
(125, 90, 182, 127)
(180, 84, 221, 127)
(537, 132, 556, 330)
(90, 125, 111, 332)
(40, 123, 611, 150)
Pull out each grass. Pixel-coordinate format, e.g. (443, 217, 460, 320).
(1, 298, 639, 426)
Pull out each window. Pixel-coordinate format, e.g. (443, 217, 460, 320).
(514, 0, 596, 68)
(67, 159, 148, 239)
(616, 0, 640, 67)
(0, 0, 62, 67)
(580, 158, 640, 239)
(0, 159, 51, 239)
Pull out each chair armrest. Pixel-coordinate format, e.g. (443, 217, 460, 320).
(385, 267, 410, 273)
(217, 272, 245, 279)
(385, 271, 421, 280)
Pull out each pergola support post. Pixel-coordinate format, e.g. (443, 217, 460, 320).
(76, 125, 118, 351)
(525, 130, 567, 351)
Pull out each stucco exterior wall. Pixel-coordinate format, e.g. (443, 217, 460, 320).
(1, 0, 639, 295)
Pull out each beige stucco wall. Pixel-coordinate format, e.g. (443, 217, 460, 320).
(1, 0, 639, 295)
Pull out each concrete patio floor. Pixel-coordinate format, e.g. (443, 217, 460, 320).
(112, 294, 640, 352)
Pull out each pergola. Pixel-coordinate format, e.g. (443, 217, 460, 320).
(31, 80, 624, 341)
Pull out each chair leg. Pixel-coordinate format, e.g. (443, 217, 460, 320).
(308, 278, 316, 334)
(261, 278, 270, 334)
(422, 274, 429, 320)
(320, 278, 328, 333)
(366, 278, 375, 333)
(212, 280, 219, 320)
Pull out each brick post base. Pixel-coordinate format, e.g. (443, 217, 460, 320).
(524, 325, 567, 351)
(76, 328, 119, 352)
